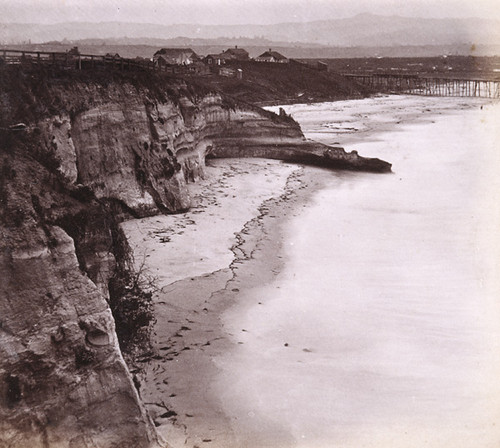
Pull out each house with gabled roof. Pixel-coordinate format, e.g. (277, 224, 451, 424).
(222, 46, 249, 61)
(204, 53, 227, 66)
(204, 46, 250, 66)
(104, 53, 120, 60)
(254, 49, 289, 63)
(153, 48, 199, 66)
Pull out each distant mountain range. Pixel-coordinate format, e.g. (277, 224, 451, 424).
(1, 13, 499, 53)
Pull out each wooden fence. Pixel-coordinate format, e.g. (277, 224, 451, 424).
(0, 48, 201, 75)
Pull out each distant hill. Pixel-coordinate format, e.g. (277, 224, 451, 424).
(1, 13, 499, 51)
(5, 41, 500, 60)
(69, 36, 325, 49)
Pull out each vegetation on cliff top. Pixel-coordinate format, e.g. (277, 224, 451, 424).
(0, 60, 367, 129)
(0, 64, 216, 126)
(188, 59, 368, 105)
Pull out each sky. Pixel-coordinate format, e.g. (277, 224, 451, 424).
(1, 0, 499, 24)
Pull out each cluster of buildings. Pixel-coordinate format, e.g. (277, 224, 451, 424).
(0, 45, 293, 76)
(152, 46, 289, 76)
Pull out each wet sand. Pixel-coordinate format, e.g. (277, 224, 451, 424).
(266, 95, 482, 146)
(122, 159, 331, 447)
(217, 97, 500, 448)
(121, 95, 494, 448)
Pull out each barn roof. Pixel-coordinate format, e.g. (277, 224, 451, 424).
(154, 48, 197, 57)
(223, 47, 249, 57)
(256, 50, 288, 60)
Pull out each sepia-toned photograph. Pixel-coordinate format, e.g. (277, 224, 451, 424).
(0, 1, 499, 447)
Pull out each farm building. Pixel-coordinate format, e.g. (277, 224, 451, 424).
(204, 46, 250, 65)
(204, 54, 227, 66)
(153, 48, 199, 66)
(255, 49, 289, 63)
(222, 46, 250, 61)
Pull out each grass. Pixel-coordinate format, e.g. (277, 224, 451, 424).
(187, 59, 368, 104)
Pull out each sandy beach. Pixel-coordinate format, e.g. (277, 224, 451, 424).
(121, 95, 497, 448)
(122, 158, 332, 446)
(265, 95, 483, 146)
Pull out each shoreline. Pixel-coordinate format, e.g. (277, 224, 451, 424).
(212, 99, 500, 448)
(122, 95, 493, 447)
(252, 93, 367, 108)
(265, 94, 491, 147)
(122, 158, 331, 446)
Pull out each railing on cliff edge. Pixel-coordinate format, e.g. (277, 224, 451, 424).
(343, 73, 500, 99)
(0, 48, 200, 75)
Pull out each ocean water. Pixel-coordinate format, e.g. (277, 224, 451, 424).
(215, 97, 500, 447)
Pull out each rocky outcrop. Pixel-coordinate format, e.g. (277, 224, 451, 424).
(0, 227, 158, 448)
(0, 137, 161, 447)
(206, 107, 391, 172)
(2, 67, 389, 216)
(0, 66, 391, 447)
(210, 137, 392, 172)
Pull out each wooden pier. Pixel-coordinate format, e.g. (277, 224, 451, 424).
(343, 73, 500, 99)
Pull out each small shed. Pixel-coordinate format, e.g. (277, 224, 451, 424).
(218, 67, 236, 77)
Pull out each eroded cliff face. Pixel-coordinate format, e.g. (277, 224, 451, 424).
(0, 66, 389, 447)
(32, 81, 304, 217)
(0, 67, 307, 447)
(0, 227, 157, 448)
(0, 138, 160, 447)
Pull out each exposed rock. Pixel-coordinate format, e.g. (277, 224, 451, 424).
(0, 66, 391, 446)
(0, 223, 160, 447)
(0, 133, 161, 446)
(210, 135, 392, 173)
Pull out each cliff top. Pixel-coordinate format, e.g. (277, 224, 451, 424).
(188, 59, 368, 105)
(0, 65, 214, 125)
